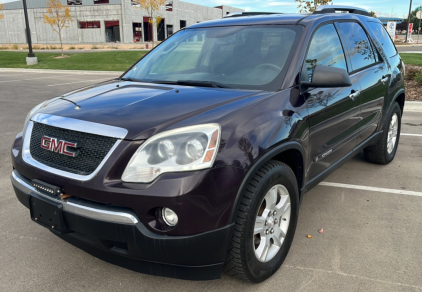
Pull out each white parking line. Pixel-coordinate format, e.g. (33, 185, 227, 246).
(319, 182, 422, 197)
(401, 133, 422, 137)
(0, 75, 76, 83)
(47, 79, 109, 87)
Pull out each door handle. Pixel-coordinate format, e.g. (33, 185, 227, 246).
(380, 76, 389, 85)
(349, 90, 360, 101)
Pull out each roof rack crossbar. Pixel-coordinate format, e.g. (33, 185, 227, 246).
(224, 12, 281, 18)
(313, 5, 371, 17)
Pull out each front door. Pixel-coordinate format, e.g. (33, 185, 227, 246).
(304, 24, 362, 180)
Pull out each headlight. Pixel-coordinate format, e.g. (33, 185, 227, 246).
(122, 124, 221, 183)
(23, 101, 48, 134)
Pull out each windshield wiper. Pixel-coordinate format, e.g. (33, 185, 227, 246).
(140, 80, 231, 88)
(120, 77, 143, 82)
(176, 80, 230, 88)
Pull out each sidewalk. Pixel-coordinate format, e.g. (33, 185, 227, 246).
(0, 68, 123, 75)
(405, 101, 422, 112)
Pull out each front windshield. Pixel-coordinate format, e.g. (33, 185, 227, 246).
(123, 25, 300, 90)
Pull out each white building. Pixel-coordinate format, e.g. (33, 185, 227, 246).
(0, 0, 243, 44)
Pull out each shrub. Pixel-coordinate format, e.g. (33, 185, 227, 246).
(414, 72, 422, 86)
(49, 45, 58, 49)
(405, 67, 421, 80)
(69, 46, 76, 50)
(12, 44, 19, 50)
(91, 45, 99, 49)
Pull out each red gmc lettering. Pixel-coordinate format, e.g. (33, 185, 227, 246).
(50, 138, 64, 153)
(40, 136, 78, 157)
(62, 142, 78, 157)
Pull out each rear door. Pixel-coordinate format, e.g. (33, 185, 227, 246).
(336, 22, 387, 145)
(304, 24, 362, 180)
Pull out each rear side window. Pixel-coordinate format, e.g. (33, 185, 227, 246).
(337, 22, 377, 72)
(305, 24, 347, 79)
(367, 22, 398, 58)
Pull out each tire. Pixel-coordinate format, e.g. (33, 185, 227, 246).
(364, 102, 402, 165)
(224, 160, 299, 283)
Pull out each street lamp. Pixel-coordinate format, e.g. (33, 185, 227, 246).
(22, 0, 38, 65)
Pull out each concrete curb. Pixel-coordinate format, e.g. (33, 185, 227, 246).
(405, 101, 422, 112)
(396, 44, 422, 47)
(0, 68, 123, 75)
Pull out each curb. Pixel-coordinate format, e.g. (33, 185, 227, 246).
(396, 44, 422, 47)
(0, 68, 123, 75)
(405, 101, 422, 112)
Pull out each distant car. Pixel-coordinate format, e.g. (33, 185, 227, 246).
(11, 5, 405, 283)
(67, 0, 82, 5)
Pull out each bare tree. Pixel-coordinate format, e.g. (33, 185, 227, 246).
(43, 0, 73, 56)
(132, 0, 166, 45)
(0, 2, 4, 20)
(294, 0, 333, 13)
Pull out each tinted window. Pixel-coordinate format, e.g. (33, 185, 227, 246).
(305, 24, 347, 80)
(367, 22, 398, 58)
(337, 22, 377, 71)
(124, 26, 300, 91)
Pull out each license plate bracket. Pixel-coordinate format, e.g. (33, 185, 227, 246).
(29, 193, 71, 234)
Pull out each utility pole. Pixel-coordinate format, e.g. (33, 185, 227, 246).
(405, 0, 413, 42)
(22, 0, 38, 65)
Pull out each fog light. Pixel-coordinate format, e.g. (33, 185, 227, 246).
(162, 207, 178, 227)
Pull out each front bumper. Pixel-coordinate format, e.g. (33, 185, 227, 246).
(11, 170, 234, 280)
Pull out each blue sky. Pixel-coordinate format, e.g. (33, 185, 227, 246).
(183, 0, 416, 19)
(0, 0, 416, 18)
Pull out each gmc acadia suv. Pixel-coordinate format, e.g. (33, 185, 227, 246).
(11, 6, 405, 282)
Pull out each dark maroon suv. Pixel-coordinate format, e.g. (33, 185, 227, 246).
(11, 6, 405, 282)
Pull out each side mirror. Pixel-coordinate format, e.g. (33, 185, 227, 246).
(302, 65, 352, 88)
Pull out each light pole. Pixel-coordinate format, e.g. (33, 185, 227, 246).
(22, 0, 37, 65)
(405, 0, 413, 42)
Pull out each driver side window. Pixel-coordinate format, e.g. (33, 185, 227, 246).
(305, 24, 348, 81)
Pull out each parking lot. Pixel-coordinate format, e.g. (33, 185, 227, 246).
(0, 69, 421, 292)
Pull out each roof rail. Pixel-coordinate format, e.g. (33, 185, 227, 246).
(224, 12, 280, 18)
(313, 5, 371, 17)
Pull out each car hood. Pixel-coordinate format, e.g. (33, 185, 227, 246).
(37, 80, 265, 140)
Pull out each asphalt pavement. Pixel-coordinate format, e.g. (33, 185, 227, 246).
(0, 69, 421, 292)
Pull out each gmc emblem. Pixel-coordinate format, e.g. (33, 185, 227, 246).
(41, 136, 79, 157)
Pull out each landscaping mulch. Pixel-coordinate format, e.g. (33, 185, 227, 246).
(404, 65, 422, 101)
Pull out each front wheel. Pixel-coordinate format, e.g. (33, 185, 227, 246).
(224, 161, 299, 282)
(364, 102, 402, 165)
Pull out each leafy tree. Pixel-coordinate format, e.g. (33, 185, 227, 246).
(369, 11, 377, 18)
(43, 0, 73, 56)
(133, 0, 166, 44)
(0, 2, 4, 20)
(294, 0, 333, 13)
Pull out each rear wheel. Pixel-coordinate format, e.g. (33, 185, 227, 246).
(364, 102, 402, 165)
(224, 160, 299, 282)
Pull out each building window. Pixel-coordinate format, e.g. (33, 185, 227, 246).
(94, 0, 109, 4)
(79, 21, 101, 29)
(180, 20, 186, 29)
(166, 1, 173, 11)
(67, 0, 82, 5)
(105, 21, 120, 42)
(166, 25, 173, 37)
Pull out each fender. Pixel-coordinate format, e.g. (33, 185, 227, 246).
(229, 141, 306, 223)
(390, 88, 405, 111)
(379, 88, 405, 130)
